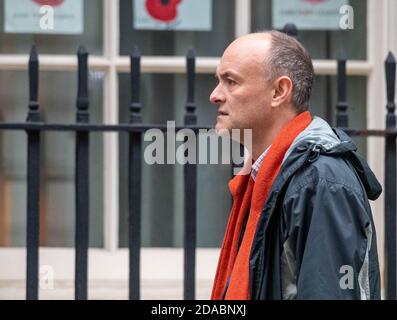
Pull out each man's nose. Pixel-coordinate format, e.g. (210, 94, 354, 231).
(209, 84, 225, 105)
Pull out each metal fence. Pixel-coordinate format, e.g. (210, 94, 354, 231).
(0, 44, 205, 300)
(0, 25, 396, 300)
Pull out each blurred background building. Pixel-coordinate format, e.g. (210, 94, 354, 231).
(0, 0, 393, 299)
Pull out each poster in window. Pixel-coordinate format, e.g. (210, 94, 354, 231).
(134, 0, 212, 31)
(4, 0, 83, 34)
(272, 0, 349, 30)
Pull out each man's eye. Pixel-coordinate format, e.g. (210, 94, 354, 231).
(227, 79, 236, 86)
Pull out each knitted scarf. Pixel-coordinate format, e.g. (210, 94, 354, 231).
(211, 111, 312, 300)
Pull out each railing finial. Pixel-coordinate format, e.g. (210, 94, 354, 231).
(185, 48, 196, 126)
(336, 50, 348, 128)
(386, 51, 396, 123)
(27, 45, 40, 122)
(282, 23, 298, 38)
(130, 46, 142, 124)
(76, 46, 89, 123)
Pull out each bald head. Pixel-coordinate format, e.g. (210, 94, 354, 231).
(222, 31, 314, 112)
(223, 33, 272, 64)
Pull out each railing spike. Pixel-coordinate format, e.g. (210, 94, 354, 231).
(386, 51, 396, 108)
(27, 45, 39, 122)
(282, 23, 298, 38)
(76, 46, 89, 118)
(336, 50, 348, 128)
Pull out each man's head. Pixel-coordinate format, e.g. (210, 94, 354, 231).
(210, 30, 314, 137)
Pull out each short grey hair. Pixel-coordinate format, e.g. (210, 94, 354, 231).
(263, 30, 314, 113)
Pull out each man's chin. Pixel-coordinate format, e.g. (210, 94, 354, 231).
(215, 124, 230, 136)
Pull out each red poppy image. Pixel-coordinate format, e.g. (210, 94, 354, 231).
(145, 0, 182, 23)
(32, 0, 64, 7)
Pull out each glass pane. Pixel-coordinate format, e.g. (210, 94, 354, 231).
(251, 0, 367, 60)
(118, 73, 231, 248)
(0, 70, 104, 247)
(310, 75, 367, 155)
(0, 0, 103, 55)
(119, 0, 235, 56)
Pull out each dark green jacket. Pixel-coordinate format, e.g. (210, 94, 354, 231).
(249, 116, 382, 299)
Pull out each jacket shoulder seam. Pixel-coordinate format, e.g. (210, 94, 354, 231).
(284, 174, 366, 203)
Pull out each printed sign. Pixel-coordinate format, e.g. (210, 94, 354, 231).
(272, 0, 350, 30)
(134, 0, 212, 31)
(4, 0, 83, 34)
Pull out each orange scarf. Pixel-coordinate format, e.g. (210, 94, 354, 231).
(211, 111, 312, 300)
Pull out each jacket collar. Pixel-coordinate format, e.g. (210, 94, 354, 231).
(280, 115, 382, 201)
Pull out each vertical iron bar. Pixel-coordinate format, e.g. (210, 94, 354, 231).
(324, 31, 333, 124)
(75, 46, 90, 300)
(336, 51, 349, 128)
(184, 49, 197, 300)
(384, 51, 397, 300)
(26, 46, 41, 300)
(282, 23, 298, 39)
(129, 46, 142, 300)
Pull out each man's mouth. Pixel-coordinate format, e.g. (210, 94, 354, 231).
(218, 110, 228, 116)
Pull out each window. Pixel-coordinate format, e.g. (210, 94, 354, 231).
(118, 73, 231, 248)
(251, 0, 367, 60)
(0, 70, 104, 247)
(119, 0, 235, 56)
(0, 0, 103, 54)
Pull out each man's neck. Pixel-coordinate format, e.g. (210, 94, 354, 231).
(250, 111, 298, 160)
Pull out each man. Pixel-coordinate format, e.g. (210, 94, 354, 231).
(209, 31, 381, 300)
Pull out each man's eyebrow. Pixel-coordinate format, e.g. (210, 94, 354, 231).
(215, 70, 242, 80)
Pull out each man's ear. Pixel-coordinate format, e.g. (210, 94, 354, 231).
(271, 76, 293, 108)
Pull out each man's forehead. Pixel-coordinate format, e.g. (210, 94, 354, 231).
(216, 33, 271, 76)
(215, 56, 262, 79)
(226, 33, 271, 58)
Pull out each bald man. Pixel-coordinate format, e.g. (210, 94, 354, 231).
(210, 31, 381, 300)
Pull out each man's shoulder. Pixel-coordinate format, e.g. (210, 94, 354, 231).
(284, 153, 366, 200)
